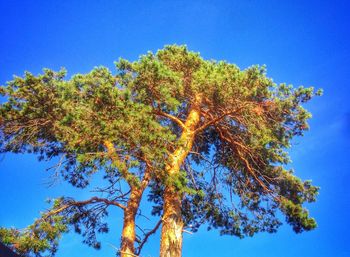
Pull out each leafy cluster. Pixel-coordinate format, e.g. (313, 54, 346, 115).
(0, 67, 173, 183)
(0, 197, 116, 257)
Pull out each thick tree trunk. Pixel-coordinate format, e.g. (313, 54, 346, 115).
(160, 187, 184, 257)
(104, 140, 151, 257)
(120, 187, 142, 257)
(120, 168, 151, 257)
(160, 95, 202, 257)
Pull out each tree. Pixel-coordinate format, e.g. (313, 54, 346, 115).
(0, 66, 170, 257)
(0, 45, 320, 257)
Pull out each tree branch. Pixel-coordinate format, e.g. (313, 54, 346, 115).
(153, 110, 186, 130)
(195, 111, 232, 133)
(215, 125, 272, 194)
(33, 196, 126, 229)
(49, 197, 126, 215)
(135, 219, 162, 255)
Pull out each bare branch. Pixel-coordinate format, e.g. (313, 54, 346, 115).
(182, 229, 193, 235)
(135, 219, 162, 255)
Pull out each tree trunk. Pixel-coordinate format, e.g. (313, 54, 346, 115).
(120, 167, 151, 257)
(104, 140, 151, 257)
(120, 187, 142, 257)
(160, 187, 184, 257)
(160, 95, 202, 257)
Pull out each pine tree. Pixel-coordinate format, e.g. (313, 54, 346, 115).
(0, 66, 171, 257)
(0, 45, 320, 257)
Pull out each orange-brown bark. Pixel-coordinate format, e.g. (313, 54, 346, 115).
(104, 140, 150, 257)
(160, 95, 202, 257)
(160, 187, 184, 257)
(120, 188, 142, 257)
(120, 167, 150, 257)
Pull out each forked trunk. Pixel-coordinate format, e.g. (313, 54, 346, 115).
(160, 95, 202, 257)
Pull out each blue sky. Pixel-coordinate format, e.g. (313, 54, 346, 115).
(0, 0, 349, 256)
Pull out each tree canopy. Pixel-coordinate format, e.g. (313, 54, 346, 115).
(0, 45, 320, 257)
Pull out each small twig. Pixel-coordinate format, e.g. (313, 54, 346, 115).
(107, 243, 140, 257)
(182, 229, 193, 235)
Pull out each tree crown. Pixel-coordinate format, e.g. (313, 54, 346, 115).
(0, 45, 320, 256)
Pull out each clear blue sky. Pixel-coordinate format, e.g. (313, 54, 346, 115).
(0, 0, 349, 256)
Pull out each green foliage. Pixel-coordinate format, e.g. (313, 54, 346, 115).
(0, 66, 174, 187)
(0, 197, 110, 257)
(0, 213, 68, 256)
(0, 45, 320, 255)
(125, 45, 320, 237)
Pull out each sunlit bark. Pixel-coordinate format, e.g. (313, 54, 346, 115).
(120, 187, 142, 257)
(160, 95, 202, 257)
(104, 140, 151, 257)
